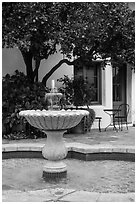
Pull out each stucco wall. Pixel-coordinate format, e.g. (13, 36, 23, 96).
(2, 48, 26, 76)
(2, 48, 73, 88)
(131, 70, 135, 125)
(126, 65, 135, 125)
(39, 52, 73, 88)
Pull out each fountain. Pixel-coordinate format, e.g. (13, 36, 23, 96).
(44, 80, 63, 110)
(19, 80, 89, 179)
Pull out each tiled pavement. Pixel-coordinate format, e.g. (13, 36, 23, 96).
(2, 126, 135, 202)
(2, 126, 135, 147)
(2, 188, 135, 202)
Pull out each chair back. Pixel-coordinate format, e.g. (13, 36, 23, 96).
(118, 104, 130, 119)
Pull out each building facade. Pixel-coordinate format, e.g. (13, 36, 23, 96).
(2, 48, 135, 129)
(74, 60, 135, 129)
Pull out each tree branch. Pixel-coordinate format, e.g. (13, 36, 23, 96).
(42, 58, 79, 86)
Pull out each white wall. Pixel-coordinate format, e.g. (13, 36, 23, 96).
(91, 62, 113, 129)
(126, 65, 135, 125)
(2, 48, 26, 76)
(131, 70, 135, 125)
(2, 48, 73, 88)
(39, 52, 73, 88)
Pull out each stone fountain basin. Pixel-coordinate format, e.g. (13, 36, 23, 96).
(19, 109, 89, 130)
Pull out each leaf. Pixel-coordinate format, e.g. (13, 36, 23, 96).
(2, 2, 134, 66)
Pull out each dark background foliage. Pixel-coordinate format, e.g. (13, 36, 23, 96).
(2, 71, 96, 139)
(2, 70, 49, 139)
(58, 75, 96, 107)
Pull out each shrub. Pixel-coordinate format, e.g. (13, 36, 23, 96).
(57, 75, 96, 107)
(2, 70, 49, 139)
(58, 75, 96, 133)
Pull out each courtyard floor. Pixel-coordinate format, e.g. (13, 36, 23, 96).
(3, 125, 135, 147)
(2, 126, 135, 202)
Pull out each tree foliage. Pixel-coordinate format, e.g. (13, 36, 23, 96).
(2, 2, 135, 85)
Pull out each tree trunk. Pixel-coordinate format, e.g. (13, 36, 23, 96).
(21, 50, 34, 83)
(42, 58, 78, 86)
(33, 58, 41, 82)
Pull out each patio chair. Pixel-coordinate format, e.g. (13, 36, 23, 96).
(114, 104, 130, 131)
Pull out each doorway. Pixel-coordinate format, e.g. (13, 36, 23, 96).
(113, 63, 127, 110)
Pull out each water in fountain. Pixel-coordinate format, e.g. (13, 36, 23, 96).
(44, 81, 64, 110)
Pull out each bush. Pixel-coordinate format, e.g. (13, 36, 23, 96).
(58, 75, 96, 133)
(2, 70, 49, 139)
(57, 75, 96, 107)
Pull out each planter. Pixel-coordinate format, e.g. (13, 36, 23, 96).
(67, 108, 96, 134)
(68, 117, 85, 134)
(2, 123, 7, 135)
(11, 122, 26, 133)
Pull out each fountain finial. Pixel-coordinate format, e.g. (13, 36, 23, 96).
(45, 80, 63, 110)
(51, 80, 57, 93)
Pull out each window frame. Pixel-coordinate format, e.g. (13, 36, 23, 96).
(74, 61, 102, 105)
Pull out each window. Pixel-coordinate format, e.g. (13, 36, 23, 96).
(85, 63, 101, 104)
(113, 65, 126, 102)
(74, 62, 102, 104)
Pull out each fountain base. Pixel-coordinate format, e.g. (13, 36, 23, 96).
(42, 161, 67, 179)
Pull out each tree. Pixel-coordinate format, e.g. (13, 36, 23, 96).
(2, 2, 58, 83)
(2, 2, 135, 85)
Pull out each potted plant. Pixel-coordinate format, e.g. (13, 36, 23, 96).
(58, 75, 96, 133)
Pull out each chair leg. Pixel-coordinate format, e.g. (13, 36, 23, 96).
(99, 118, 101, 132)
(126, 119, 128, 130)
(121, 118, 123, 131)
(118, 118, 120, 130)
(113, 117, 116, 131)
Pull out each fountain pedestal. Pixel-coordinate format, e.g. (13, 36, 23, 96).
(42, 130, 67, 178)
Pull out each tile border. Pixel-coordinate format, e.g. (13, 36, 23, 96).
(2, 142, 135, 154)
(2, 142, 135, 161)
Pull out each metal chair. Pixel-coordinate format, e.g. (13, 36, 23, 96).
(114, 104, 130, 131)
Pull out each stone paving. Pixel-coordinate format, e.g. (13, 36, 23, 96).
(2, 125, 135, 147)
(2, 189, 135, 202)
(2, 126, 135, 202)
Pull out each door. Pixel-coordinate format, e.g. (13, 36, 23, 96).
(113, 64, 127, 111)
